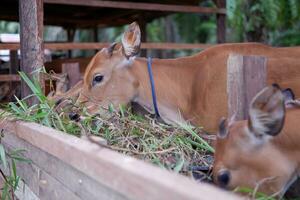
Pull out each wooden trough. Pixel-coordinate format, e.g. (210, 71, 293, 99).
(0, 119, 241, 200)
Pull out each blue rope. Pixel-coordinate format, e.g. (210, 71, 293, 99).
(147, 57, 160, 118)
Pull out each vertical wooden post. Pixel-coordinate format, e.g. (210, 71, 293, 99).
(227, 54, 267, 120)
(19, 0, 44, 105)
(67, 28, 75, 58)
(9, 50, 19, 101)
(93, 27, 99, 42)
(93, 27, 99, 54)
(62, 63, 81, 89)
(214, 0, 226, 43)
(9, 50, 18, 74)
(139, 18, 147, 57)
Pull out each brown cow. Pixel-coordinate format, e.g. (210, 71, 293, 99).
(213, 85, 300, 197)
(60, 22, 300, 132)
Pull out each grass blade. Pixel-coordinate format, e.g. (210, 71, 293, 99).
(0, 144, 7, 170)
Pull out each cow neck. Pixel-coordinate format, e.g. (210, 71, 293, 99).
(129, 57, 192, 125)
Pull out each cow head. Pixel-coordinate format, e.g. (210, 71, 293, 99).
(213, 85, 297, 196)
(76, 22, 141, 114)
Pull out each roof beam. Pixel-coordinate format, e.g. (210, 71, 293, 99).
(44, 0, 226, 14)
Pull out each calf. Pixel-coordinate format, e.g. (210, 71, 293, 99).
(213, 85, 300, 197)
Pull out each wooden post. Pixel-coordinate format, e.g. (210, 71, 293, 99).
(62, 62, 81, 89)
(139, 18, 147, 57)
(9, 50, 18, 74)
(67, 28, 75, 58)
(214, 0, 226, 43)
(9, 50, 19, 101)
(19, 0, 44, 105)
(93, 27, 99, 42)
(227, 54, 267, 120)
(93, 27, 99, 54)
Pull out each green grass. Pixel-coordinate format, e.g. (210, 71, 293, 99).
(235, 187, 277, 200)
(0, 145, 31, 200)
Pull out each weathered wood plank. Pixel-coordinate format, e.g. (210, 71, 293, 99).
(14, 179, 39, 200)
(19, 0, 44, 104)
(0, 120, 241, 200)
(3, 142, 41, 195)
(2, 131, 126, 200)
(0, 42, 212, 50)
(39, 170, 82, 200)
(227, 54, 267, 120)
(0, 74, 83, 82)
(44, 0, 226, 14)
(0, 75, 21, 82)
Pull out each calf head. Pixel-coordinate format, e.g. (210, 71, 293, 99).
(77, 22, 141, 114)
(213, 86, 298, 196)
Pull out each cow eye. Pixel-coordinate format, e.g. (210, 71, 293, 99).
(92, 74, 104, 86)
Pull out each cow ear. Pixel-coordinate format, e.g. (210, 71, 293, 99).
(218, 117, 229, 139)
(248, 85, 285, 137)
(282, 88, 295, 103)
(121, 22, 141, 59)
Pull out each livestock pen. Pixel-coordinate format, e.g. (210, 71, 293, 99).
(0, 0, 242, 199)
(1, 0, 300, 199)
(2, 0, 300, 199)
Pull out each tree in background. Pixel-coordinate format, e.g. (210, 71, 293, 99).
(227, 0, 300, 46)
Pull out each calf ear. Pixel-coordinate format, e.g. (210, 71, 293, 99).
(121, 22, 141, 59)
(248, 85, 285, 137)
(282, 88, 295, 102)
(218, 117, 229, 139)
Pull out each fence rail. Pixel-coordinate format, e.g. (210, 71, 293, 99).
(0, 42, 213, 50)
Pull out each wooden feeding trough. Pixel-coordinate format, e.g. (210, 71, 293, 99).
(0, 120, 240, 200)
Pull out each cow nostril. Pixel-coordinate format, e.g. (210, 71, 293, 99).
(69, 112, 80, 122)
(217, 170, 230, 187)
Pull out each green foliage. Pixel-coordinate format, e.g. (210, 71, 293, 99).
(147, 19, 165, 43)
(4, 71, 81, 136)
(0, 145, 31, 200)
(235, 187, 277, 200)
(227, 0, 300, 45)
(173, 13, 216, 44)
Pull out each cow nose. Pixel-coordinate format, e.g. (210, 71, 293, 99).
(69, 112, 80, 122)
(217, 170, 230, 188)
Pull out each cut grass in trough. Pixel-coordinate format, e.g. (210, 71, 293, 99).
(0, 71, 215, 180)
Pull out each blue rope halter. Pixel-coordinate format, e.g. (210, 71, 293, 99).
(146, 57, 160, 118)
